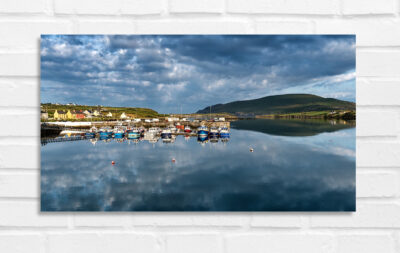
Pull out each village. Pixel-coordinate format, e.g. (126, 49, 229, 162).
(41, 108, 228, 123)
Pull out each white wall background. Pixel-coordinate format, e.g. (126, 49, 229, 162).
(0, 0, 399, 252)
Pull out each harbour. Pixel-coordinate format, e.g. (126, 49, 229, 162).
(41, 118, 356, 211)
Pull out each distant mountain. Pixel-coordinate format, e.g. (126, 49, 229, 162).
(196, 94, 355, 115)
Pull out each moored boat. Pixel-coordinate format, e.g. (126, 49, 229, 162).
(148, 127, 161, 135)
(197, 125, 209, 136)
(127, 127, 140, 139)
(161, 128, 172, 139)
(99, 127, 112, 136)
(184, 126, 191, 133)
(209, 126, 219, 137)
(85, 126, 97, 138)
(113, 127, 125, 138)
(219, 127, 230, 138)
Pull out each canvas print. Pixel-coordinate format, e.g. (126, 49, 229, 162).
(40, 35, 356, 211)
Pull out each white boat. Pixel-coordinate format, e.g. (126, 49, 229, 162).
(148, 127, 161, 134)
(169, 125, 177, 133)
(209, 127, 219, 137)
(161, 128, 172, 139)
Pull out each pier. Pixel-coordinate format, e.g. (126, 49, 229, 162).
(41, 136, 88, 145)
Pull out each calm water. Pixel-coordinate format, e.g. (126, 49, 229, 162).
(41, 119, 355, 211)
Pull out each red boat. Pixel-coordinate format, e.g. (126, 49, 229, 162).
(184, 126, 191, 133)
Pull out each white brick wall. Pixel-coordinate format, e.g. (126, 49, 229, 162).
(0, 1, 399, 252)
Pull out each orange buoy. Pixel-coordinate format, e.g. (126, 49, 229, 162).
(172, 158, 176, 163)
(111, 161, 115, 165)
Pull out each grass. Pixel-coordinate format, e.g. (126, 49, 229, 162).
(41, 104, 165, 120)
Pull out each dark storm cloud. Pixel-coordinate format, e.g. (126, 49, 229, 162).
(40, 35, 355, 113)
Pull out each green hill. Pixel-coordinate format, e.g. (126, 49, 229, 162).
(196, 94, 355, 115)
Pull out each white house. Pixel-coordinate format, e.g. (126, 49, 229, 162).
(145, 119, 151, 123)
(133, 118, 142, 123)
(120, 112, 127, 119)
(106, 112, 112, 117)
(152, 118, 159, 122)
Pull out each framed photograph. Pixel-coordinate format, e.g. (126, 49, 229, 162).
(40, 35, 356, 211)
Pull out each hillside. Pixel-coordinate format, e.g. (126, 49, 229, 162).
(41, 104, 163, 119)
(196, 94, 355, 115)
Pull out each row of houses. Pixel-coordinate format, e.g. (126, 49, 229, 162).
(53, 110, 128, 120)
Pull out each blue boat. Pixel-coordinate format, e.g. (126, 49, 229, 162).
(85, 132, 96, 138)
(197, 135, 209, 143)
(219, 127, 230, 138)
(114, 132, 124, 138)
(99, 127, 112, 136)
(113, 127, 125, 138)
(127, 128, 140, 139)
(197, 125, 209, 136)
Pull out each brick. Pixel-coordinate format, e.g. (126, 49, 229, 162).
(251, 214, 302, 227)
(54, 0, 122, 15)
(74, 214, 131, 227)
(0, 201, 68, 227)
(227, 0, 340, 15)
(357, 78, 400, 105)
(0, 79, 39, 107)
(255, 20, 313, 33)
(135, 20, 253, 34)
(315, 18, 400, 47)
(0, 114, 39, 137)
(77, 20, 135, 33)
(0, 145, 39, 169)
(357, 142, 400, 167)
(356, 110, 398, 136)
(357, 51, 400, 77)
(0, 53, 38, 76)
(311, 203, 400, 228)
(0, 172, 39, 198)
(170, 0, 224, 13)
(131, 213, 248, 227)
(342, 0, 395, 15)
(226, 234, 333, 253)
(48, 233, 160, 253)
(121, 0, 165, 15)
(0, 21, 72, 49)
(0, 0, 47, 14)
(166, 234, 221, 253)
(336, 234, 396, 253)
(0, 234, 45, 253)
(357, 172, 398, 198)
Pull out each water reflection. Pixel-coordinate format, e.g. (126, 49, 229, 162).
(231, 118, 355, 137)
(41, 119, 355, 211)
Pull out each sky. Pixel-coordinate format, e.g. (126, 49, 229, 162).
(40, 35, 355, 114)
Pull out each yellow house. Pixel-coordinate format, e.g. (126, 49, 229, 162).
(54, 110, 67, 120)
(66, 110, 74, 119)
